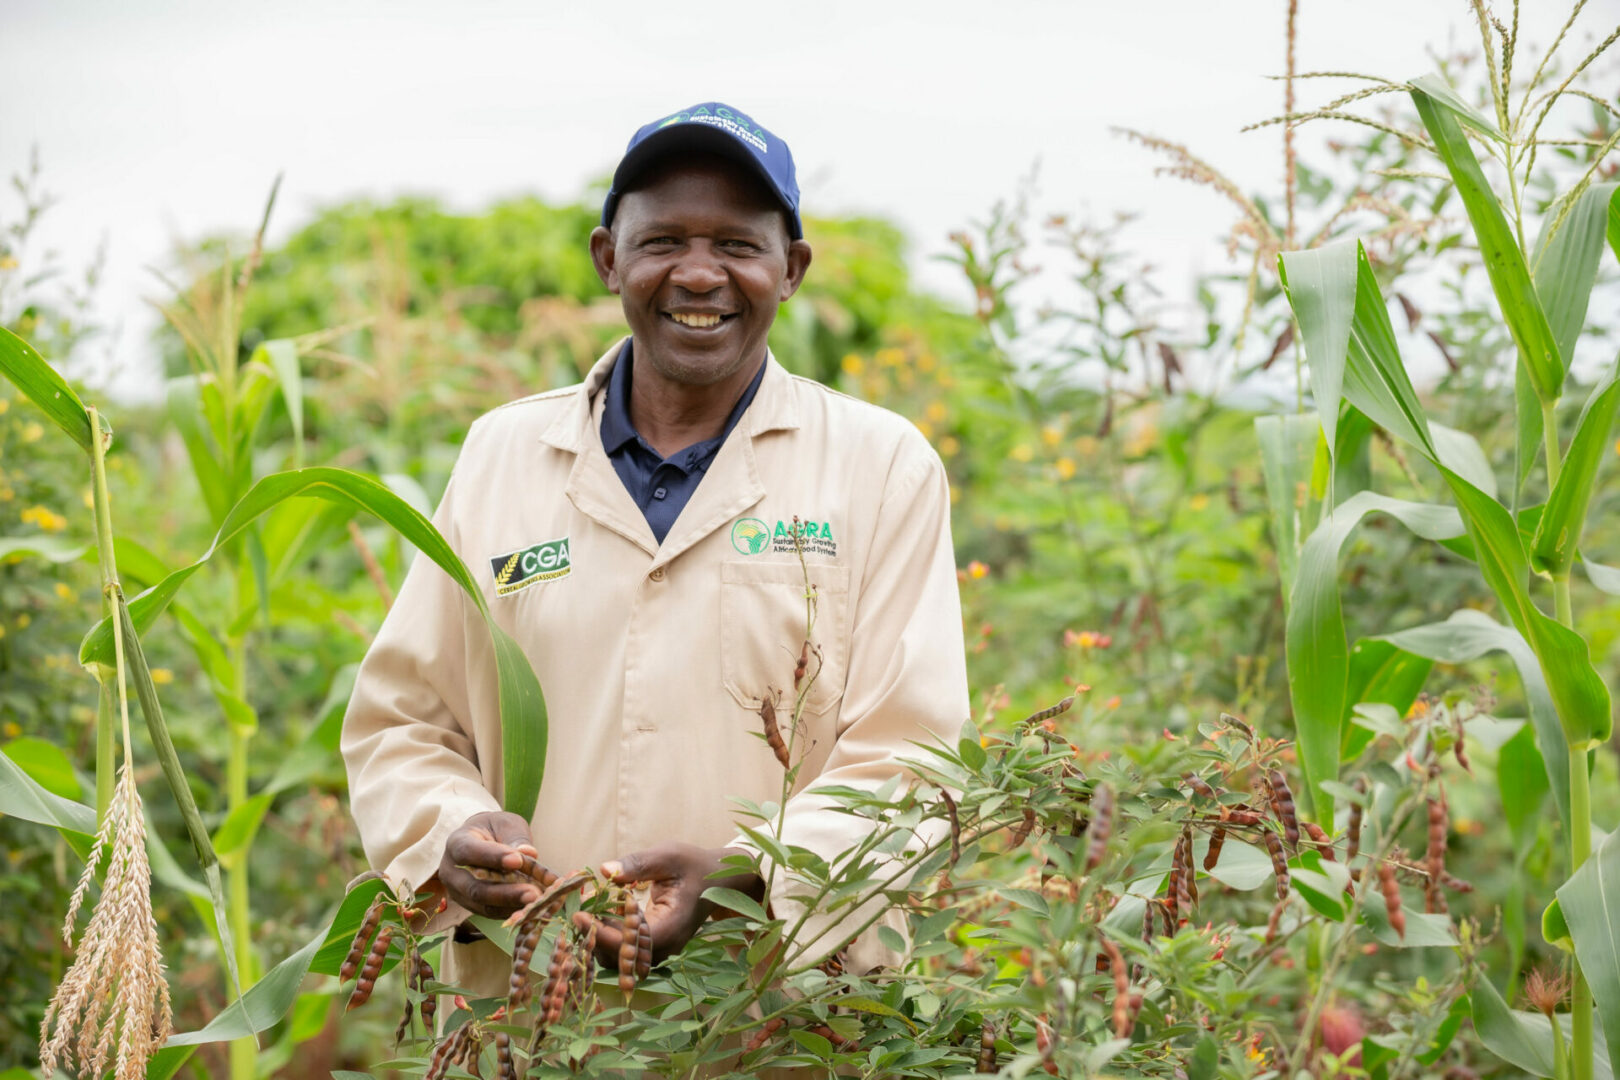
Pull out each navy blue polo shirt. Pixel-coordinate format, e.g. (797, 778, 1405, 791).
(600, 340, 766, 544)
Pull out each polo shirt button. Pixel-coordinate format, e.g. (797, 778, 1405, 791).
(653, 487, 667, 500)
(649, 566, 666, 582)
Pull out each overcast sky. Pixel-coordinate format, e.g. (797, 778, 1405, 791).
(1, 0, 1607, 398)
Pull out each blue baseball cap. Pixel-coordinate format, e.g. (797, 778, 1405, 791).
(601, 102, 803, 240)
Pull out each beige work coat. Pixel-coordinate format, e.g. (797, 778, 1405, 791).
(341, 342, 970, 997)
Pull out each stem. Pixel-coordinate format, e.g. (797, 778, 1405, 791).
(1543, 398, 1562, 488)
(226, 629, 257, 1080)
(87, 407, 119, 825)
(1569, 743, 1593, 1080)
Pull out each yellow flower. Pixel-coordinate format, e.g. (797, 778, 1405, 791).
(0, 486, 12, 502)
(16, 613, 30, 630)
(21, 421, 44, 443)
(1188, 493, 1210, 512)
(939, 435, 960, 458)
(149, 668, 175, 686)
(1073, 435, 1099, 457)
(967, 560, 989, 580)
(0, 255, 17, 271)
(0, 397, 9, 414)
(1009, 443, 1034, 463)
(916, 353, 937, 373)
(21, 505, 67, 532)
(1406, 699, 1429, 719)
(875, 347, 906, 367)
(54, 582, 75, 602)
(948, 483, 961, 504)
(1041, 425, 1063, 448)
(1055, 457, 1077, 480)
(840, 353, 865, 377)
(925, 400, 948, 424)
(2, 720, 19, 738)
(914, 419, 934, 440)
(82, 489, 95, 509)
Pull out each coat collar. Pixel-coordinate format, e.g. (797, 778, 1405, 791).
(539, 337, 800, 453)
(538, 337, 800, 562)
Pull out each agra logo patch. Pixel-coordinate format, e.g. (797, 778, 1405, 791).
(489, 536, 571, 596)
(731, 518, 772, 555)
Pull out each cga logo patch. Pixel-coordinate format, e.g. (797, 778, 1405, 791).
(731, 518, 772, 555)
(489, 537, 571, 596)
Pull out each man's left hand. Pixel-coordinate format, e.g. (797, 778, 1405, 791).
(575, 842, 763, 968)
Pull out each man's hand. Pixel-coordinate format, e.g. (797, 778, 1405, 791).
(439, 810, 543, 918)
(575, 842, 763, 968)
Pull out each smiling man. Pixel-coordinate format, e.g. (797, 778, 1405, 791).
(342, 103, 970, 998)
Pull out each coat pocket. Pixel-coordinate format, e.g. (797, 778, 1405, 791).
(720, 560, 851, 717)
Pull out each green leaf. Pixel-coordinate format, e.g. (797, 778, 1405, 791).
(1278, 247, 1355, 457)
(1336, 242, 1436, 456)
(213, 792, 274, 858)
(1472, 973, 1556, 1077)
(1498, 724, 1550, 851)
(1363, 903, 1457, 947)
(79, 467, 549, 820)
(1515, 362, 1542, 503)
(1000, 888, 1050, 915)
(1533, 183, 1619, 366)
(1412, 85, 1564, 402)
(701, 886, 769, 923)
(1256, 413, 1325, 598)
(166, 375, 231, 526)
(4, 735, 83, 800)
(1341, 640, 1432, 760)
(254, 340, 304, 468)
(1285, 492, 1464, 821)
(1544, 897, 1573, 952)
(1432, 422, 1498, 499)
(1558, 827, 1620, 1079)
(0, 325, 95, 452)
(0, 534, 89, 563)
(1532, 357, 1620, 577)
(1408, 73, 1504, 142)
(0, 746, 96, 837)
(1377, 610, 1570, 830)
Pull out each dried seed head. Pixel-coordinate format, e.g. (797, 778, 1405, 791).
(1008, 807, 1036, 850)
(340, 895, 386, 982)
(1524, 968, 1571, 1017)
(346, 925, 394, 1011)
(940, 789, 963, 865)
(1424, 794, 1448, 914)
(1102, 936, 1132, 1038)
(39, 763, 172, 1080)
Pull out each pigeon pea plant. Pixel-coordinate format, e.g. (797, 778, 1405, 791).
(1263, 6, 1620, 1080)
(327, 552, 1487, 1080)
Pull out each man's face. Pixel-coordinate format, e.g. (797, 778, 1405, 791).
(590, 157, 812, 389)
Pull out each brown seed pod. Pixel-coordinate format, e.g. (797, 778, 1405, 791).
(1171, 832, 1193, 926)
(1267, 769, 1300, 850)
(794, 639, 811, 688)
(1425, 794, 1448, 914)
(1008, 806, 1036, 850)
(619, 892, 643, 995)
(636, 916, 653, 979)
(426, 1019, 473, 1080)
(747, 1016, 786, 1052)
(509, 914, 546, 1009)
(340, 895, 386, 982)
(1102, 936, 1131, 1038)
(514, 853, 560, 889)
(1264, 897, 1287, 944)
(977, 1019, 996, 1073)
(1441, 870, 1474, 893)
(1223, 808, 1266, 827)
(1022, 695, 1075, 727)
(543, 949, 579, 1025)
(1183, 772, 1218, 801)
(1085, 784, 1114, 870)
(1220, 712, 1254, 741)
(1182, 828, 1198, 906)
(1203, 824, 1227, 872)
(1141, 893, 1156, 944)
(1301, 820, 1334, 859)
(807, 1023, 859, 1051)
(1262, 830, 1289, 901)
(1379, 861, 1405, 939)
(394, 999, 415, 1046)
(1035, 1014, 1059, 1076)
(346, 925, 394, 1011)
(495, 1030, 515, 1080)
(759, 693, 790, 768)
(1346, 779, 1366, 865)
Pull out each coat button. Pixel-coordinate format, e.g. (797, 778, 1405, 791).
(649, 566, 666, 582)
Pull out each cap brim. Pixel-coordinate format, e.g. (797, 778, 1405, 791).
(606, 125, 801, 239)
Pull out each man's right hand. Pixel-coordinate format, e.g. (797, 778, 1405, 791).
(439, 810, 543, 918)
